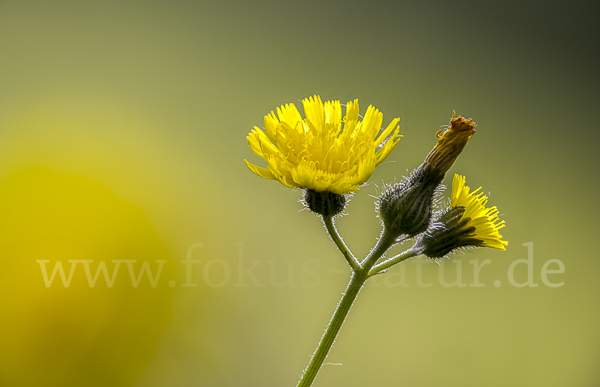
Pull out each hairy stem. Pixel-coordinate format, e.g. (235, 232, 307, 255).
(296, 230, 395, 387)
(369, 248, 419, 277)
(323, 215, 360, 270)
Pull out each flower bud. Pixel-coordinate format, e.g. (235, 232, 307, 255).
(378, 113, 476, 239)
(304, 189, 346, 217)
(424, 113, 476, 178)
(378, 162, 443, 238)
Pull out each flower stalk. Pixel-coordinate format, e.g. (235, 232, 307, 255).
(323, 215, 360, 271)
(369, 248, 419, 277)
(297, 227, 397, 387)
(296, 271, 365, 387)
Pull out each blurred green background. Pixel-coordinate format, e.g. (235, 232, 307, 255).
(0, 0, 598, 386)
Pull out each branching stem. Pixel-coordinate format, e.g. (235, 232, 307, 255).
(296, 228, 398, 387)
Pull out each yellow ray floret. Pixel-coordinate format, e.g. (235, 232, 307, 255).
(450, 174, 508, 250)
(245, 95, 402, 194)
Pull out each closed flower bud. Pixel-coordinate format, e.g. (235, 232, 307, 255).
(378, 113, 476, 239)
(304, 189, 346, 217)
(378, 162, 443, 238)
(424, 112, 476, 178)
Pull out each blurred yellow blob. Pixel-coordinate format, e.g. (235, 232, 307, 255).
(0, 168, 175, 387)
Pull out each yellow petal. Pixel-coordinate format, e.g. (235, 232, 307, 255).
(374, 117, 400, 148)
(244, 160, 275, 179)
(302, 95, 325, 133)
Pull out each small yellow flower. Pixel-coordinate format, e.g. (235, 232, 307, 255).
(413, 174, 507, 258)
(450, 174, 508, 250)
(424, 113, 476, 177)
(245, 95, 401, 194)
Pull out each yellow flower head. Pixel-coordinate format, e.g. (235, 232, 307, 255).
(414, 174, 507, 258)
(450, 174, 508, 250)
(245, 95, 401, 194)
(424, 113, 476, 177)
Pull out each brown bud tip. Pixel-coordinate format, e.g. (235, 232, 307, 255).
(424, 113, 476, 177)
(450, 112, 477, 133)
